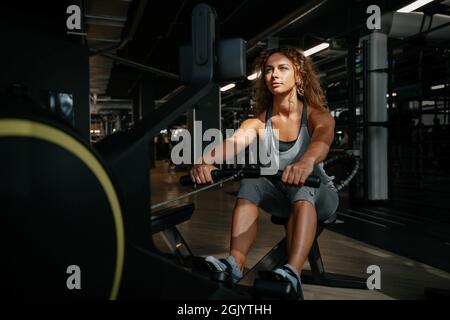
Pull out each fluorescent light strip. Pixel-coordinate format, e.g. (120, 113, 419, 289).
(247, 72, 258, 80)
(220, 83, 236, 92)
(303, 42, 330, 57)
(431, 84, 445, 90)
(397, 0, 434, 13)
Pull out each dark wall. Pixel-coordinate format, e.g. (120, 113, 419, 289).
(0, 3, 90, 141)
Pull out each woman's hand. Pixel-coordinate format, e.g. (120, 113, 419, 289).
(281, 157, 315, 186)
(190, 164, 217, 184)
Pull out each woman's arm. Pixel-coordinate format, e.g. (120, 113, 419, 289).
(191, 117, 263, 184)
(302, 109, 335, 164)
(282, 108, 335, 185)
(202, 118, 261, 164)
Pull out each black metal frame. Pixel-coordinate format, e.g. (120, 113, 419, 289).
(150, 203, 195, 265)
(240, 216, 368, 290)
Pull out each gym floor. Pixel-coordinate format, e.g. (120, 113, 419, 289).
(151, 160, 450, 300)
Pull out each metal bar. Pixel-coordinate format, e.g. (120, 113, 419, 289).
(446, 60, 449, 124)
(418, 49, 424, 186)
(347, 39, 357, 203)
(388, 38, 393, 202)
(85, 19, 125, 28)
(153, 86, 186, 108)
(246, 0, 328, 54)
(239, 238, 288, 286)
(87, 37, 121, 43)
(396, 21, 450, 45)
(362, 40, 369, 203)
(84, 14, 127, 22)
(150, 174, 237, 210)
(101, 52, 179, 80)
(308, 237, 325, 282)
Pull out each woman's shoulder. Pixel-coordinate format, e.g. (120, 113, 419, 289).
(307, 103, 330, 118)
(248, 109, 267, 123)
(240, 113, 265, 130)
(307, 100, 328, 111)
(307, 103, 334, 128)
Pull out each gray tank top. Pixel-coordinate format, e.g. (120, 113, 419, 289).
(262, 98, 334, 185)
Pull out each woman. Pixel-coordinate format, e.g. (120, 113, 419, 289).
(190, 47, 338, 299)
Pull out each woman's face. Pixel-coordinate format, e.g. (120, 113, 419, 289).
(264, 52, 299, 96)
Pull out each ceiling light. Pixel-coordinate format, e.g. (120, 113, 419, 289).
(247, 73, 257, 80)
(431, 84, 445, 90)
(247, 72, 260, 80)
(220, 83, 236, 92)
(303, 42, 330, 57)
(397, 0, 435, 13)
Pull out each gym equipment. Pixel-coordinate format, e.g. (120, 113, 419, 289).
(151, 174, 237, 210)
(150, 169, 320, 265)
(1, 89, 124, 299)
(172, 169, 322, 300)
(151, 168, 322, 210)
(1, 2, 367, 300)
(1, 4, 249, 299)
(178, 168, 321, 188)
(157, 155, 366, 299)
(150, 203, 196, 265)
(323, 153, 360, 192)
(249, 153, 367, 294)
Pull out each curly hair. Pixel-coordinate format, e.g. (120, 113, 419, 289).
(252, 47, 327, 115)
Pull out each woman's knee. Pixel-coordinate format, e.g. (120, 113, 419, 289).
(316, 187, 339, 221)
(292, 200, 315, 213)
(235, 197, 258, 207)
(233, 198, 260, 216)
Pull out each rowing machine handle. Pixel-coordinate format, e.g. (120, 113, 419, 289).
(180, 170, 321, 188)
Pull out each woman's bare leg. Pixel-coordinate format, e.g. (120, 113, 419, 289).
(229, 198, 260, 272)
(286, 200, 317, 273)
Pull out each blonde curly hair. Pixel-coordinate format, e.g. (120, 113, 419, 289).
(252, 47, 327, 115)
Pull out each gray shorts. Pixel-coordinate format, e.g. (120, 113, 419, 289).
(237, 178, 339, 222)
